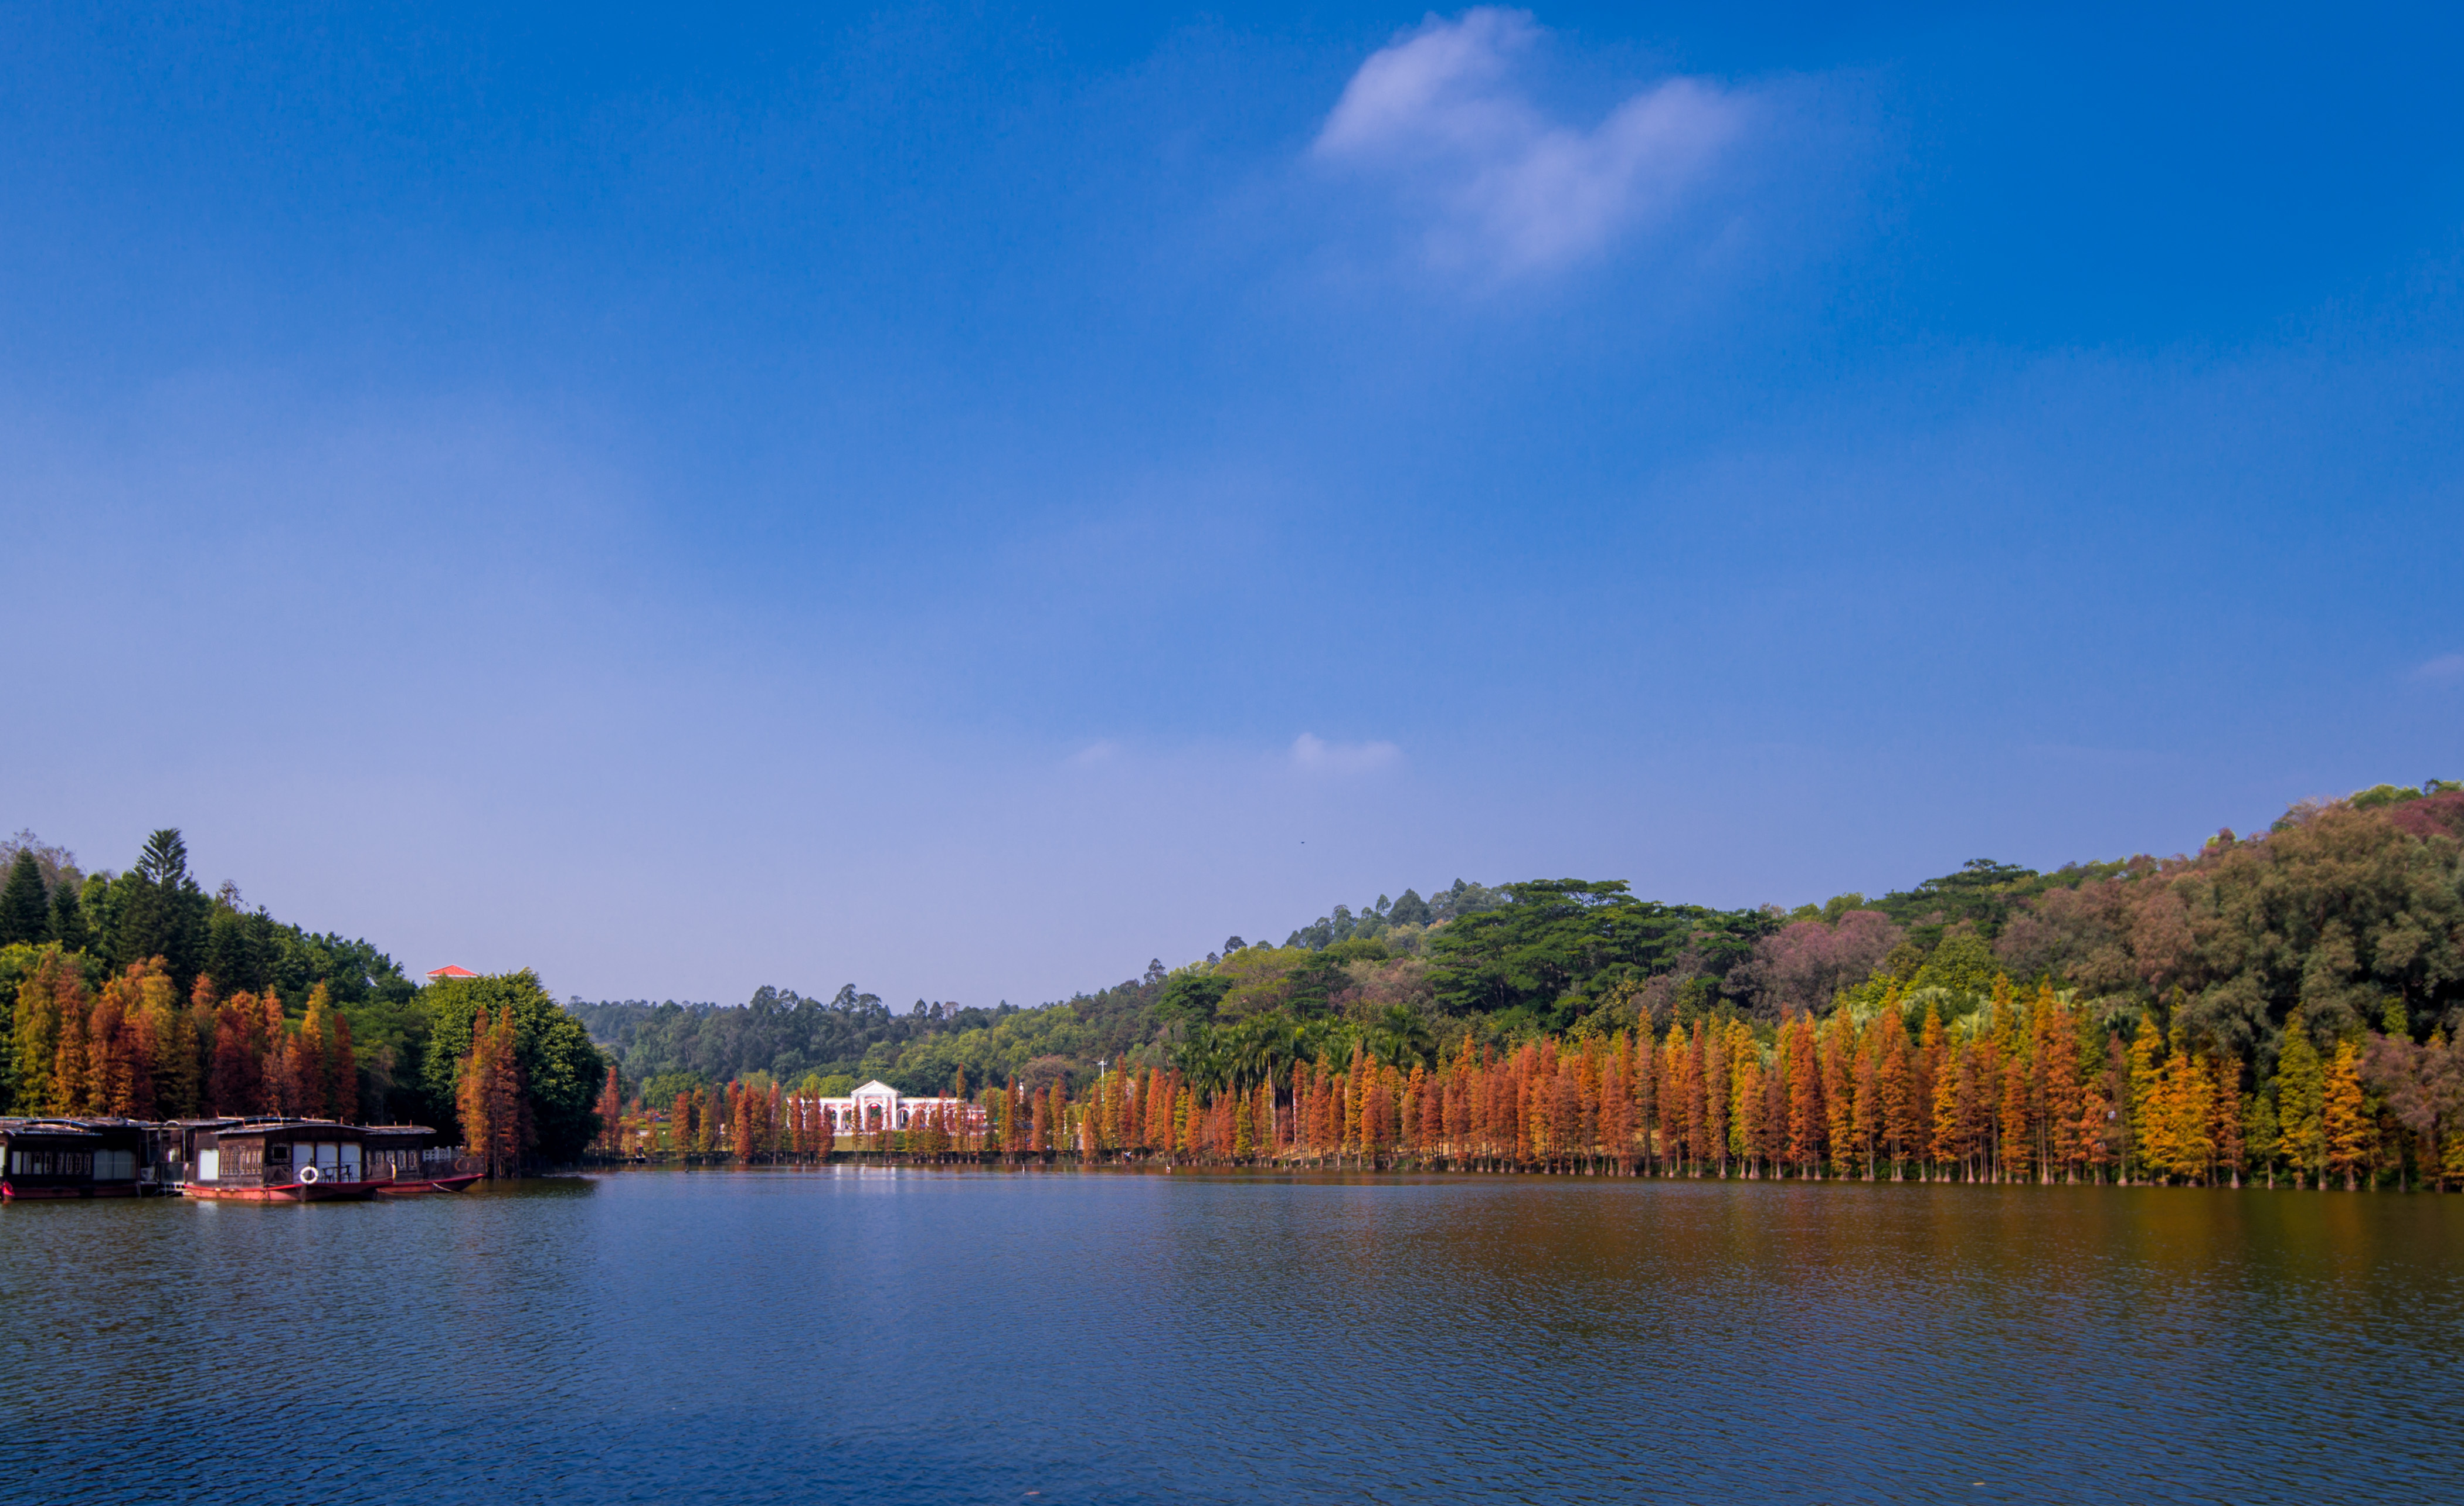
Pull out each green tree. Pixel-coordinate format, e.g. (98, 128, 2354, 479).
(47, 879, 87, 953)
(111, 829, 209, 987)
(2275, 1007, 2327, 1185)
(1370, 1004, 1432, 1069)
(0, 852, 49, 947)
(1912, 929, 1999, 997)
(424, 970, 606, 1164)
(1429, 881, 1772, 1028)
(1152, 972, 1231, 1032)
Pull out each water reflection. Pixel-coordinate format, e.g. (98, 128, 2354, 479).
(1, 1171, 2456, 1504)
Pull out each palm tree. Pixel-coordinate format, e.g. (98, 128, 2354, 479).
(1173, 1023, 1231, 1096)
(1371, 1005, 1432, 1070)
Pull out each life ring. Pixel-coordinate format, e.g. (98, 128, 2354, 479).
(297, 1164, 321, 1185)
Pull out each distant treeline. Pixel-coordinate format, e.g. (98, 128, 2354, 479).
(603, 975, 2453, 1190)
(579, 782, 2464, 1182)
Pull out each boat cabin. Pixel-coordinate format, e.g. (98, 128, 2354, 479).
(361, 1125, 454, 1183)
(191, 1120, 371, 1192)
(0, 1119, 147, 1199)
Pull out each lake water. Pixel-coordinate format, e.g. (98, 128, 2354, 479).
(2, 1170, 2459, 1504)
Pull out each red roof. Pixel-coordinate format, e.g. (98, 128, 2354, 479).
(425, 965, 479, 981)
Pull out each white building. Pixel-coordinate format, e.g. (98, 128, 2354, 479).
(806, 1080, 986, 1133)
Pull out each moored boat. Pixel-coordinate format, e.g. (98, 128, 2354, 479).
(0, 1119, 146, 1200)
(364, 1124, 484, 1195)
(184, 1120, 389, 1202)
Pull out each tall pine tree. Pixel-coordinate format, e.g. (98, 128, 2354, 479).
(0, 850, 49, 946)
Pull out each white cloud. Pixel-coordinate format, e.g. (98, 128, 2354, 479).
(2414, 652, 2464, 683)
(1290, 732, 1402, 774)
(1313, 8, 1751, 276)
(1065, 739, 1122, 767)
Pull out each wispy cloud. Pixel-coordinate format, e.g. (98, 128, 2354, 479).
(1311, 8, 1752, 277)
(1290, 732, 1402, 774)
(2414, 652, 2464, 683)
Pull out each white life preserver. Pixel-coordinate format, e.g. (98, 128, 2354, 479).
(297, 1164, 321, 1185)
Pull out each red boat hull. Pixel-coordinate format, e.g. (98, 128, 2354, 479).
(183, 1179, 382, 1203)
(375, 1172, 484, 1196)
(0, 1182, 139, 1201)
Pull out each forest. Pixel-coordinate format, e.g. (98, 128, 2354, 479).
(0, 828, 604, 1162)
(591, 781, 2464, 1188)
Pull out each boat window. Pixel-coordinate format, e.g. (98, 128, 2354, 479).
(94, 1149, 135, 1180)
(7, 1149, 95, 1177)
(199, 1148, 220, 1181)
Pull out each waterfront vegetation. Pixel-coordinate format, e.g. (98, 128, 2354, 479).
(0, 828, 604, 1165)
(9, 777, 2464, 1186)
(601, 782, 2464, 1189)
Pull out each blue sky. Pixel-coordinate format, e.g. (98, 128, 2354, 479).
(5, 3, 2460, 1007)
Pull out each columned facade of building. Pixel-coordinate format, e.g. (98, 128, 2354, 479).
(806, 1079, 986, 1133)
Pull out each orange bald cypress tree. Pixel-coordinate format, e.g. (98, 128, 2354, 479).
(1851, 1027, 1881, 1179)
(1931, 1043, 1963, 1181)
(2042, 1006, 2082, 1181)
(291, 1001, 329, 1121)
(596, 1066, 624, 1155)
(257, 990, 295, 1116)
(1878, 1008, 1913, 1178)
(1786, 1015, 1821, 1177)
(2323, 1041, 2369, 1189)
(85, 990, 131, 1119)
(1822, 1011, 1855, 1178)
(1734, 1048, 1765, 1177)
(1999, 1055, 2032, 1183)
(50, 974, 91, 1114)
(1912, 1004, 1945, 1173)
(209, 995, 259, 1117)
(1702, 1029, 1729, 1178)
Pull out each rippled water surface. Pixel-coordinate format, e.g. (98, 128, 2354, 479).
(3, 1170, 2460, 1504)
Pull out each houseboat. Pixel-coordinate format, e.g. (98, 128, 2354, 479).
(0, 1119, 147, 1200)
(183, 1119, 388, 1202)
(362, 1124, 482, 1195)
(153, 1118, 242, 1188)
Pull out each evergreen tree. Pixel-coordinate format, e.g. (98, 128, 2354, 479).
(0, 850, 49, 946)
(154, 985, 202, 1120)
(114, 828, 209, 988)
(47, 878, 87, 953)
